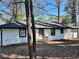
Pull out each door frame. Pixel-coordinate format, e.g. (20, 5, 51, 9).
(0, 29, 3, 47)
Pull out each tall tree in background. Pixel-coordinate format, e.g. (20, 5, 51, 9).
(46, 0, 63, 22)
(10, 0, 25, 22)
(55, 0, 63, 23)
(33, 0, 63, 22)
(64, 0, 76, 26)
(57, 0, 60, 22)
(36, 16, 46, 22)
(72, 0, 76, 26)
(0, 0, 25, 23)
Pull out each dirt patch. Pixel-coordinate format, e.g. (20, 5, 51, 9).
(0, 40, 79, 59)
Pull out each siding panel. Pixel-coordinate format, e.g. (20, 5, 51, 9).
(2, 29, 27, 46)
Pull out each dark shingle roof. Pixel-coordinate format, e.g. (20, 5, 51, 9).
(0, 21, 76, 29)
(0, 22, 27, 29)
(35, 21, 74, 29)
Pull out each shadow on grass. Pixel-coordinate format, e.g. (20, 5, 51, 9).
(36, 40, 79, 58)
(0, 40, 79, 59)
(0, 55, 10, 59)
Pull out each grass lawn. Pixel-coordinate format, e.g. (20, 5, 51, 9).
(0, 40, 79, 59)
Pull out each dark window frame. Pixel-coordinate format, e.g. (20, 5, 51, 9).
(60, 29, 64, 34)
(39, 29, 44, 35)
(19, 29, 26, 37)
(51, 29, 55, 35)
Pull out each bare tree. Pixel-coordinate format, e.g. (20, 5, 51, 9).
(58, 0, 60, 22)
(25, 0, 36, 59)
(64, 0, 76, 26)
(33, 0, 63, 22)
(0, 0, 36, 59)
(29, 0, 36, 59)
(0, 0, 25, 22)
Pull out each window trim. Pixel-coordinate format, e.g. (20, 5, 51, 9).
(64, 29, 67, 32)
(60, 29, 64, 34)
(39, 29, 44, 35)
(19, 29, 26, 37)
(51, 29, 55, 35)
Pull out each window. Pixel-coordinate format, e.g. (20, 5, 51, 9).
(71, 29, 77, 32)
(78, 5, 79, 15)
(51, 29, 55, 35)
(39, 29, 44, 35)
(19, 29, 26, 37)
(60, 29, 64, 33)
(64, 29, 67, 32)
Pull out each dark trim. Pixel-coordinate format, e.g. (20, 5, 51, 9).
(60, 29, 64, 34)
(1, 29, 3, 47)
(39, 28, 44, 36)
(19, 29, 26, 37)
(35, 28, 78, 29)
(51, 28, 55, 35)
(0, 28, 26, 29)
(0, 27, 78, 29)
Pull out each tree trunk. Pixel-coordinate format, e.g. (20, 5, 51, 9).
(25, 0, 36, 59)
(29, 0, 36, 59)
(58, 0, 60, 23)
(72, 0, 76, 26)
(25, 0, 33, 59)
